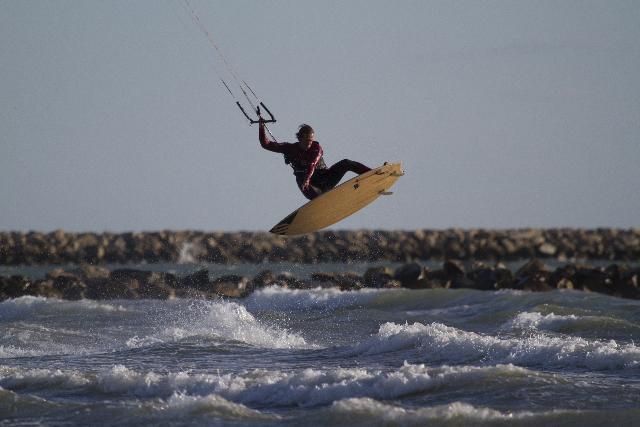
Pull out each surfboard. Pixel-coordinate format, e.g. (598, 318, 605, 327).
(270, 162, 404, 235)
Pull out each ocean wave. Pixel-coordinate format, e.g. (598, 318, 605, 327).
(0, 362, 542, 407)
(325, 398, 640, 427)
(154, 392, 277, 420)
(347, 322, 640, 370)
(504, 311, 580, 331)
(327, 398, 565, 426)
(0, 296, 50, 322)
(0, 304, 115, 358)
(0, 383, 271, 423)
(0, 345, 44, 358)
(0, 296, 128, 322)
(126, 300, 312, 350)
(504, 311, 640, 337)
(244, 286, 383, 312)
(0, 384, 65, 416)
(211, 363, 536, 408)
(1, 298, 312, 358)
(204, 363, 535, 408)
(0, 365, 89, 389)
(402, 302, 492, 320)
(0, 341, 88, 359)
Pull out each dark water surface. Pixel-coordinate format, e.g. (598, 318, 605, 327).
(1, 263, 640, 426)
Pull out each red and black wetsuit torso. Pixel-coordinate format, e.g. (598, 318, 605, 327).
(259, 124, 327, 199)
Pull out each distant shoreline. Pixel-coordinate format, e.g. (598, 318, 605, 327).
(1, 229, 638, 265)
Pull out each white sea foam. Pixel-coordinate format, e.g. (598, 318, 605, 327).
(244, 286, 382, 312)
(96, 365, 202, 397)
(125, 300, 312, 350)
(504, 312, 580, 331)
(0, 362, 539, 407)
(329, 398, 552, 424)
(348, 322, 640, 370)
(202, 301, 311, 348)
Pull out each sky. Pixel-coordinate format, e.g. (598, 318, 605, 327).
(1, 0, 639, 232)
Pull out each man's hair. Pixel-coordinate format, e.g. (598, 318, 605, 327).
(296, 124, 314, 140)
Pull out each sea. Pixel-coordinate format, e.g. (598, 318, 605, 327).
(1, 261, 640, 426)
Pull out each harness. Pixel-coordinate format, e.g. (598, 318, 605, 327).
(284, 151, 327, 178)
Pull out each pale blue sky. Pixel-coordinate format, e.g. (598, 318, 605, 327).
(2, 0, 639, 232)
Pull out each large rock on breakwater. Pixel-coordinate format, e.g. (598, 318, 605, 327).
(1, 260, 638, 301)
(1, 229, 639, 265)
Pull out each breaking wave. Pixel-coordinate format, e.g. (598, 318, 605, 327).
(326, 398, 579, 426)
(347, 321, 640, 370)
(0, 362, 543, 407)
(126, 300, 312, 350)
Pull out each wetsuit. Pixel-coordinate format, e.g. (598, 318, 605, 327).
(259, 123, 371, 200)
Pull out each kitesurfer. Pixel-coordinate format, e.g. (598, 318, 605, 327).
(259, 119, 371, 200)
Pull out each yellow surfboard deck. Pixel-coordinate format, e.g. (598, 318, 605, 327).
(270, 162, 404, 235)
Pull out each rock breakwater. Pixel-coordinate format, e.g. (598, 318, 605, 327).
(1, 260, 638, 301)
(1, 229, 639, 265)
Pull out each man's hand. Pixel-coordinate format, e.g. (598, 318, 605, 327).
(302, 180, 310, 192)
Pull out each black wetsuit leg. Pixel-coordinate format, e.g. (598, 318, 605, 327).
(298, 160, 371, 200)
(312, 159, 371, 191)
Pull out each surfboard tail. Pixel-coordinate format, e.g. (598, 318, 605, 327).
(269, 211, 299, 235)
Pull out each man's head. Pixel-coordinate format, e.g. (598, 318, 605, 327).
(296, 124, 315, 150)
